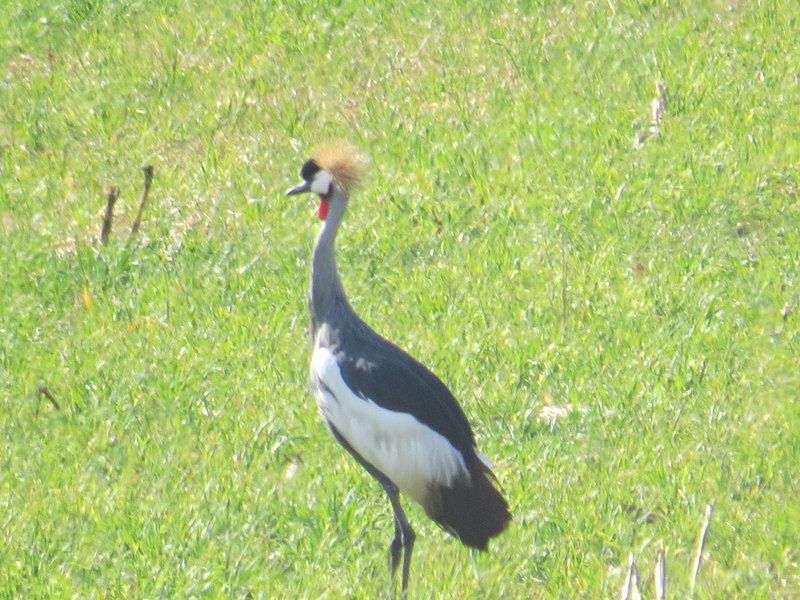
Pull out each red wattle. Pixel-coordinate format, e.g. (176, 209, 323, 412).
(318, 199, 329, 220)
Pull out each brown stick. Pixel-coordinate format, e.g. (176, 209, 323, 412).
(101, 186, 119, 244)
(131, 165, 154, 234)
(38, 385, 60, 410)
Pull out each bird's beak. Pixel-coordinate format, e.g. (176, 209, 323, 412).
(286, 180, 311, 196)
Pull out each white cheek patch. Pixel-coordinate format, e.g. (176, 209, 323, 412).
(310, 170, 333, 195)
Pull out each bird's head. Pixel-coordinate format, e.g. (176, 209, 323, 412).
(286, 142, 368, 220)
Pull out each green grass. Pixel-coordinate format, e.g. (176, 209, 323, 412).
(2, 0, 799, 597)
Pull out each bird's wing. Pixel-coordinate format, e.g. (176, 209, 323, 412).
(335, 339, 477, 456)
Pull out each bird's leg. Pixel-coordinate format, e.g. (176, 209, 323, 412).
(380, 482, 404, 581)
(382, 484, 415, 594)
(389, 517, 402, 576)
(398, 515, 415, 594)
(327, 426, 413, 591)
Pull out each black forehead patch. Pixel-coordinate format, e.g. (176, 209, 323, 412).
(300, 159, 321, 181)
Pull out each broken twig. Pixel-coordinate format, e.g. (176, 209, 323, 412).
(100, 186, 119, 244)
(131, 165, 154, 234)
(38, 386, 60, 410)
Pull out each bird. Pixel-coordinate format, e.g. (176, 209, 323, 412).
(286, 142, 511, 594)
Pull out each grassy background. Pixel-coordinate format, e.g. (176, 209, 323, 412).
(2, 0, 798, 597)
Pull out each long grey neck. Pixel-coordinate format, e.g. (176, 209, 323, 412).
(310, 189, 350, 332)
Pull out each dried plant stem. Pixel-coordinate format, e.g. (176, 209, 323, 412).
(100, 186, 119, 244)
(690, 501, 715, 596)
(38, 385, 60, 410)
(621, 553, 640, 600)
(131, 165, 154, 234)
(654, 548, 666, 600)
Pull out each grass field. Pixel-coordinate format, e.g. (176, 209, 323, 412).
(2, 0, 799, 597)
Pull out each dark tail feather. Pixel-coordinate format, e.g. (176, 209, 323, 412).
(430, 459, 511, 551)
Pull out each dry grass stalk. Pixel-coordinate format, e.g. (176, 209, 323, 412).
(131, 165, 154, 234)
(690, 501, 715, 596)
(38, 385, 60, 410)
(635, 79, 668, 146)
(621, 553, 641, 600)
(654, 548, 666, 599)
(100, 186, 119, 244)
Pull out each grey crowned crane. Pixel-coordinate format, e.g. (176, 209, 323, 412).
(286, 143, 510, 593)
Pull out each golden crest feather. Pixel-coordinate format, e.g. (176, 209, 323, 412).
(311, 142, 369, 193)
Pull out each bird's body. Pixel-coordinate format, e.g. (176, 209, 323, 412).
(312, 326, 470, 511)
(287, 143, 510, 592)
